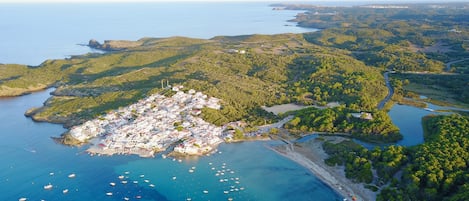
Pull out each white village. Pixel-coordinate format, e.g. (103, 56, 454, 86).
(68, 85, 227, 157)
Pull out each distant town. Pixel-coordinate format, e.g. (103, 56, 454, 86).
(69, 85, 229, 157)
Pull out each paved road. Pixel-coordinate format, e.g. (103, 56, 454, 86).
(377, 72, 393, 110)
(445, 58, 469, 72)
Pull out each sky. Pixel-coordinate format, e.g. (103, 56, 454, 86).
(0, 0, 464, 3)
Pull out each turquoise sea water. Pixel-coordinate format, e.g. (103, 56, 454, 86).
(0, 89, 342, 201)
(0, 2, 346, 201)
(0, 2, 445, 200)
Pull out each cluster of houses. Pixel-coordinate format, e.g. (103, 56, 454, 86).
(68, 86, 224, 157)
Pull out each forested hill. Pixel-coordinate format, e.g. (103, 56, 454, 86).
(282, 2, 469, 72)
(0, 32, 396, 139)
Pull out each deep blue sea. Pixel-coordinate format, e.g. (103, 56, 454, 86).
(0, 2, 346, 201)
(0, 2, 312, 66)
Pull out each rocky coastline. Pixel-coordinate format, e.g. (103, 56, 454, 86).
(88, 39, 143, 51)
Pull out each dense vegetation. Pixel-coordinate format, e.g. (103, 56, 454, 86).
(285, 107, 401, 143)
(323, 140, 407, 185)
(0, 33, 398, 142)
(378, 115, 469, 201)
(282, 3, 469, 108)
(284, 3, 469, 72)
(320, 115, 469, 201)
(1, 2, 468, 201)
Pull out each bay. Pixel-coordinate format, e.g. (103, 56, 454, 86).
(0, 2, 343, 201)
(0, 89, 342, 201)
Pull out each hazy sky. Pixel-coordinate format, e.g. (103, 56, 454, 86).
(0, 0, 461, 3)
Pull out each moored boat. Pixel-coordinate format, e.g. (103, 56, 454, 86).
(43, 184, 53, 190)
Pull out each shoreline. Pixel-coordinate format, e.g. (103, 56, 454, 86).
(269, 137, 376, 201)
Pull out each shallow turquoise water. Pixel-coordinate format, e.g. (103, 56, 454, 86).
(0, 89, 342, 201)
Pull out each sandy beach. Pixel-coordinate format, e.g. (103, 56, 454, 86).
(271, 137, 376, 201)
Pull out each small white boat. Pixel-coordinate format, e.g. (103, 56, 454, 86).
(136, 195, 142, 199)
(240, 187, 245, 190)
(186, 198, 192, 201)
(172, 176, 177, 180)
(149, 184, 155, 188)
(188, 169, 194, 173)
(106, 192, 113, 196)
(49, 172, 54, 176)
(44, 184, 53, 190)
(121, 180, 128, 184)
(224, 191, 229, 194)
(124, 197, 130, 201)
(63, 189, 69, 194)
(191, 166, 196, 170)
(118, 175, 124, 180)
(203, 190, 208, 194)
(68, 173, 76, 178)
(133, 181, 138, 184)
(144, 179, 150, 183)
(424, 108, 435, 112)
(109, 182, 116, 186)
(124, 171, 130, 175)
(139, 174, 145, 178)
(18, 198, 27, 201)
(228, 198, 233, 201)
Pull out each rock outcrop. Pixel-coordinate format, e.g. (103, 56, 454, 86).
(88, 39, 143, 51)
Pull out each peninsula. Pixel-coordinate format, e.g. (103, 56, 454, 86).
(68, 86, 224, 157)
(1, 2, 469, 201)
